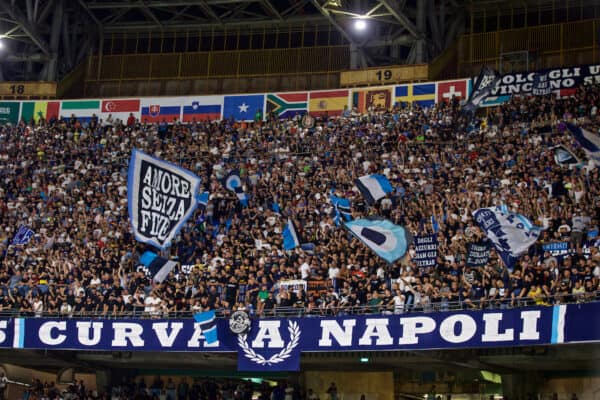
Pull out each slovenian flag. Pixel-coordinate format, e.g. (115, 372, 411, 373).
(354, 174, 394, 205)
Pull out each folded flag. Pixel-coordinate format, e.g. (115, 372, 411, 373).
(11, 226, 34, 246)
(138, 251, 178, 283)
(566, 123, 600, 164)
(330, 193, 352, 226)
(196, 191, 210, 208)
(193, 310, 218, 344)
(343, 218, 412, 264)
(283, 219, 301, 250)
(354, 174, 394, 205)
(552, 145, 579, 166)
(472, 205, 543, 270)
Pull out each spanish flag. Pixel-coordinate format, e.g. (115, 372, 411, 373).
(352, 88, 393, 112)
(21, 101, 60, 122)
(309, 90, 349, 117)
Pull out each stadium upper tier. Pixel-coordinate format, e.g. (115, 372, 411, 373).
(0, 84, 598, 320)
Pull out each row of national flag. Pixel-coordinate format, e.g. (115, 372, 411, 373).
(13, 80, 473, 124)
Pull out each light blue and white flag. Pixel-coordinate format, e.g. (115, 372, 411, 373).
(196, 191, 210, 208)
(330, 193, 352, 226)
(354, 174, 394, 205)
(343, 218, 411, 263)
(138, 251, 178, 283)
(472, 205, 543, 270)
(552, 145, 579, 166)
(11, 226, 34, 246)
(283, 219, 301, 250)
(128, 149, 202, 251)
(193, 310, 218, 344)
(566, 123, 600, 164)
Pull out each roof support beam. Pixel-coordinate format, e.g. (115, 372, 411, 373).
(377, 0, 418, 37)
(0, 0, 50, 56)
(261, 0, 282, 20)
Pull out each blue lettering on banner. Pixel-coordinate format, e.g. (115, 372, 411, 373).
(1, 304, 599, 370)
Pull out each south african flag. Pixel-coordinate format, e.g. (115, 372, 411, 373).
(266, 93, 308, 119)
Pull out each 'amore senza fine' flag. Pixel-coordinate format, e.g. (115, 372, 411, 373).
(128, 149, 202, 250)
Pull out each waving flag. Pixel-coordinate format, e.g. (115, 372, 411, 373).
(552, 145, 580, 166)
(11, 226, 34, 245)
(193, 310, 218, 344)
(354, 174, 394, 205)
(344, 218, 411, 264)
(138, 251, 178, 283)
(463, 66, 501, 114)
(330, 193, 352, 226)
(197, 191, 210, 208)
(566, 123, 600, 164)
(128, 149, 202, 250)
(222, 170, 249, 206)
(472, 205, 543, 270)
(283, 219, 301, 250)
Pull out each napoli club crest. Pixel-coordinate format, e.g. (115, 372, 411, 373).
(229, 310, 251, 334)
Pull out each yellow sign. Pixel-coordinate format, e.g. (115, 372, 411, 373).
(340, 65, 429, 87)
(0, 82, 56, 98)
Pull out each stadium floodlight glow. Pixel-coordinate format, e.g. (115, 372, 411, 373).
(354, 18, 367, 31)
(0, 38, 4, 49)
(359, 357, 369, 363)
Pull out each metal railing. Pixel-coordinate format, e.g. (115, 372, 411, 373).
(0, 292, 596, 320)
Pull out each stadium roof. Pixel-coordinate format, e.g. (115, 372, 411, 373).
(0, 0, 589, 81)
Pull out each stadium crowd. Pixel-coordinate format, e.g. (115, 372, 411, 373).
(0, 85, 599, 319)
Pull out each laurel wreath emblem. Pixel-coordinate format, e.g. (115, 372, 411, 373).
(238, 320, 300, 365)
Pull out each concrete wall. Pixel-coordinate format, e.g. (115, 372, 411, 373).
(303, 371, 394, 400)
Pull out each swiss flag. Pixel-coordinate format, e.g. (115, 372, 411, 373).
(101, 99, 140, 113)
(437, 80, 468, 103)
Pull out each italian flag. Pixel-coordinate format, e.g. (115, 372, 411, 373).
(60, 100, 101, 121)
(21, 101, 60, 122)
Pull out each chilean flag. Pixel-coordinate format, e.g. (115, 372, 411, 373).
(182, 101, 221, 122)
(141, 104, 181, 123)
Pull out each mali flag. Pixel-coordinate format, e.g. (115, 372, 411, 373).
(352, 88, 393, 112)
(309, 90, 348, 117)
(395, 83, 436, 108)
(266, 93, 308, 119)
(21, 101, 60, 122)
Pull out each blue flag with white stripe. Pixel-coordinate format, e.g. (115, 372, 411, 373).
(196, 191, 210, 208)
(343, 218, 411, 263)
(193, 310, 218, 344)
(11, 226, 34, 245)
(566, 123, 600, 164)
(472, 205, 543, 270)
(354, 174, 394, 205)
(330, 193, 352, 226)
(283, 219, 301, 250)
(138, 251, 178, 283)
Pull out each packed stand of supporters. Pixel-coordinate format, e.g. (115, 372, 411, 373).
(0, 85, 599, 319)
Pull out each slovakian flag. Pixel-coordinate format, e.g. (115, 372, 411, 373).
(343, 218, 412, 264)
(182, 101, 221, 122)
(283, 219, 301, 250)
(354, 174, 394, 205)
(193, 310, 218, 344)
(141, 104, 181, 123)
(138, 251, 178, 283)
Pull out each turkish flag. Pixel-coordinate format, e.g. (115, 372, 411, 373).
(437, 80, 468, 103)
(101, 99, 140, 113)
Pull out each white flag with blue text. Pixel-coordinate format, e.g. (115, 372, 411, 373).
(472, 205, 543, 270)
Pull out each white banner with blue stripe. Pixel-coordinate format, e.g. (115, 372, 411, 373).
(472, 205, 543, 270)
